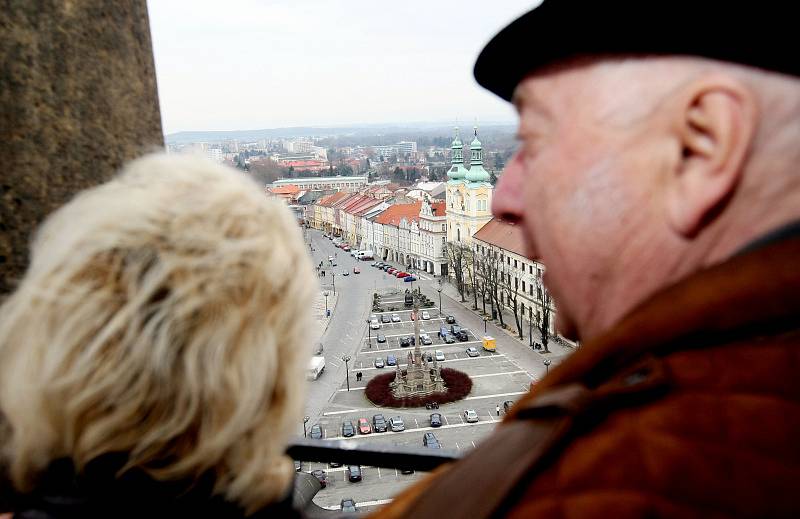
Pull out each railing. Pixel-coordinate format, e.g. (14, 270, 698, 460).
(287, 438, 460, 472)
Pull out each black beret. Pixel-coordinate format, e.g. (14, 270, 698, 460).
(474, 0, 800, 102)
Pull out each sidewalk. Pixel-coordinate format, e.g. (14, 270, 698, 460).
(435, 278, 576, 361)
(310, 289, 339, 347)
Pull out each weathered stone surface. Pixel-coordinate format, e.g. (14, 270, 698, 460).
(0, 0, 163, 295)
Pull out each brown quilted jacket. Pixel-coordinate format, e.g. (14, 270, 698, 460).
(376, 236, 800, 518)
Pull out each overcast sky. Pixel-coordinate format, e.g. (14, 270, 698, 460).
(147, 0, 538, 135)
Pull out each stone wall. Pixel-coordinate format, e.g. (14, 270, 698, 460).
(0, 1, 163, 295)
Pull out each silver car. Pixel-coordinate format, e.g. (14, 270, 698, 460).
(464, 409, 479, 423)
(389, 416, 405, 432)
(435, 350, 445, 362)
(421, 310, 430, 320)
(391, 314, 401, 323)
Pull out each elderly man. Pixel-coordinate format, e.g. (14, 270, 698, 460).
(377, 2, 799, 518)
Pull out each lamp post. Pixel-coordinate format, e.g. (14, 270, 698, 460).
(332, 273, 336, 295)
(342, 355, 351, 391)
(303, 416, 309, 438)
(528, 307, 533, 348)
(437, 279, 443, 317)
(483, 316, 489, 334)
(366, 319, 372, 348)
(323, 291, 329, 314)
(543, 359, 551, 375)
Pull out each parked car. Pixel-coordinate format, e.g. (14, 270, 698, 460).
(294, 460, 302, 472)
(503, 400, 515, 413)
(330, 461, 342, 468)
(374, 357, 385, 368)
(435, 350, 445, 362)
(342, 421, 355, 437)
(421, 310, 431, 320)
(404, 276, 417, 282)
(390, 416, 405, 432)
(357, 418, 372, 435)
(342, 271, 349, 276)
(340, 499, 358, 512)
(391, 314, 401, 322)
(347, 465, 362, 482)
(464, 409, 479, 423)
(450, 324, 462, 335)
(331, 261, 337, 266)
(381, 314, 391, 323)
(400, 468, 415, 475)
(377, 333, 386, 343)
(370, 319, 380, 330)
(399, 336, 411, 348)
(311, 469, 327, 488)
(420, 333, 432, 345)
(395, 271, 407, 278)
(443, 333, 456, 344)
(466, 346, 480, 357)
(423, 351, 433, 362)
(388, 268, 397, 274)
(353, 266, 360, 274)
(446, 315, 456, 324)
(309, 424, 324, 440)
(430, 413, 442, 427)
(371, 262, 378, 267)
(373, 414, 387, 432)
(456, 330, 470, 341)
(383, 265, 391, 271)
(423, 431, 441, 448)
(386, 354, 397, 366)
(439, 325, 449, 338)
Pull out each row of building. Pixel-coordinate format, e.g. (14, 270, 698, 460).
(303, 127, 557, 335)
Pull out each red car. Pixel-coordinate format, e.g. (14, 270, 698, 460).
(353, 266, 360, 274)
(357, 418, 372, 435)
(388, 268, 397, 274)
(396, 271, 408, 278)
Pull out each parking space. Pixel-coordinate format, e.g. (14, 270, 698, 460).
(311, 284, 537, 511)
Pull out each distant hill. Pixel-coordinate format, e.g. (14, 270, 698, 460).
(165, 122, 515, 144)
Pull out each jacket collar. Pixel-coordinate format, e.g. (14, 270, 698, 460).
(536, 235, 800, 392)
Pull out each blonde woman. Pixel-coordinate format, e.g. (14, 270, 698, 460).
(0, 154, 316, 518)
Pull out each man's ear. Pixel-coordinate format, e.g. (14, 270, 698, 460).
(666, 76, 757, 237)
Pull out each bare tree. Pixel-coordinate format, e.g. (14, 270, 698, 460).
(535, 275, 553, 353)
(466, 246, 479, 310)
(479, 246, 505, 328)
(444, 241, 468, 302)
(500, 260, 524, 339)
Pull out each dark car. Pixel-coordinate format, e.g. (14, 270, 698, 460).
(342, 421, 355, 437)
(400, 336, 411, 347)
(381, 314, 391, 323)
(347, 465, 362, 482)
(430, 413, 442, 427)
(311, 469, 327, 488)
(341, 499, 358, 512)
(330, 461, 342, 468)
(503, 400, 515, 413)
(423, 351, 433, 362)
(309, 424, 323, 440)
(446, 315, 456, 324)
(377, 333, 386, 343)
(400, 468, 415, 475)
(456, 330, 470, 341)
(373, 413, 388, 432)
(423, 432, 441, 448)
(342, 271, 349, 276)
(443, 333, 456, 344)
(450, 324, 462, 335)
(386, 354, 397, 366)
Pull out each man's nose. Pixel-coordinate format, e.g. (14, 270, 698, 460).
(492, 151, 525, 224)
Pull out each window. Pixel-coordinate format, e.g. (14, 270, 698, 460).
(514, 259, 518, 268)
(522, 281, 526, 292)
(442, 224, 446, 231)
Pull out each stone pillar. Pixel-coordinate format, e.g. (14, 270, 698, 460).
(0, 1, 163, 295)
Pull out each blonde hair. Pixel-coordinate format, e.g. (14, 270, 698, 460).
(0, 154, 316, 512)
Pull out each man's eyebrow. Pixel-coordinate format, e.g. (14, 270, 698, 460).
(512, 88, 551, 119)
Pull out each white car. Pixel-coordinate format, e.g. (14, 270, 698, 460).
(435, 350, 445, 362)
(391, 314, 401, 323)
(420, 333, 432, 345)
(370, 319, 380, 330)
(464, 409, 479, 423)
(389, 416, 405, 432)
(421, 310, 430, 320)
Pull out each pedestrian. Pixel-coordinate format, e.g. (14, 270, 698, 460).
(356, 371, 362, 382)
(379, 2, 800, 518)
(496, 404, 500, 417)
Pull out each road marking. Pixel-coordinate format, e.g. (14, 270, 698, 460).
(350, 355, 507, 372)
(455, 442, 460, 450)
(377, 467, 381, 479)
(465, 391, 527, 401)
(322, 498, 393, 511)
(322, 408, 361, 416)
(471, 441, 476, 448)
(326, 418, 496, 440)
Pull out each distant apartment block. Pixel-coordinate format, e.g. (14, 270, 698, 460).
(272, 176, 368, 192)
(372, 141, 417, 159)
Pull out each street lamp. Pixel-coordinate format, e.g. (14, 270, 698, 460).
(332, 273, 336, 295)
(323, 291, 329, 314)
(543, 359, 551, 375)
(437, 279, 443, 317)
(366, 319, 372, 348)
(342, 354, 351, 391)
(483, 316, 489, 334)
(528, 307, 533, 348)
(303, 416, 309, 437)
